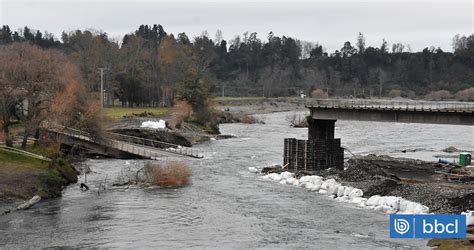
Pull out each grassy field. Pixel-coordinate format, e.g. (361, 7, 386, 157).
(104, 106, 171, 120)
(213, 96, 300, 106)
(0, 147, 77, 200)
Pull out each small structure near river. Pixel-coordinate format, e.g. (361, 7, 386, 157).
(284, 118, 344, 171)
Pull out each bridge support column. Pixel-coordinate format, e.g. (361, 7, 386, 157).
(283, 118, 344, 172)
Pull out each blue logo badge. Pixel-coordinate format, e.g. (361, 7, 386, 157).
(390, 214, 466, 238)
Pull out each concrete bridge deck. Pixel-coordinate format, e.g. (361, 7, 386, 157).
(306, 99, 474, 125)
(48, 127, 203, 160)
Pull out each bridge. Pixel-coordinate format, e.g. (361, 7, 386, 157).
(283, 99, 473, 172)
(306, 99, 474, 125)
(46, 127, 203, 160)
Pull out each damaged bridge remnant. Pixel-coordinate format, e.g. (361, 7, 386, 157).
(283, 98, 474, 171)
(284, 118, 344, 171)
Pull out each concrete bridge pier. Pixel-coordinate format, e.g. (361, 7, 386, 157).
(306, 117, 344, 170)
(283, 118, 344, 172)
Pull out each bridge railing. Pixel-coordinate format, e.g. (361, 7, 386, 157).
(107, 132, 202, 158)
(306, 99, 474, 112)
(50, 126, 202, 159)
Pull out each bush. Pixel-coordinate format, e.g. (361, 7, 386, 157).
(455, 87, 474, 101)
(174, 101, 193, 122)
(426, 90, 452, 100)
(310, 89, 328, 98)
(388, 89, 401, 98)
(239, 114, 257, 124)
(144, 161, 191, 187)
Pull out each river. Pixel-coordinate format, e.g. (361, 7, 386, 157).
(0, 111, 472, 248)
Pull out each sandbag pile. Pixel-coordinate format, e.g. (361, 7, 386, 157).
(257, 170, 429, 214)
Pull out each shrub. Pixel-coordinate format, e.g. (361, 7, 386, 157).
(239, 114, 257, 124)
(426, 90, 452, 100)
(174, 101, 193, 122)
(144, 161, 191, 187)
(310, 89, 328, 98)
(455, 87, 474, 101)
(388, 89, 401, 98)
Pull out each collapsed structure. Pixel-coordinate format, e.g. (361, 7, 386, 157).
(284, 118, 344, 171)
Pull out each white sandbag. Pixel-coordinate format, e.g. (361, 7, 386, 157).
(366, 195, 381, 206)
(343, 187, 354, 197)
(267, 173, 281, 181)
(383, 196, 401, 210)
(348, 189, 363, 199)
(377, 196, 386, 206)
(280, 171, 294, 180)
(358, 200, 367, 208)
(311, 184, 321, 192)
(328, 195, 336, 199)
(141, 120, 166, 129)
(293, 179, 300, 186)
(337, 186, 346, 197)
(327, 185, 339, 196)
(299, 176, 310, 184)
(305, 183, 314, 190)
(320, 182, 330, 190)
(404, 201, 417, 213)
(286, 177, 295, 185)
(248, 167, 259, 173)
(461, 211, 474, 226)
(411, 203, 429, 214)
(279, 180, 286, 185)
(307, 176, 322, 185)
(337, 196, 349, 202)
(318, 189, 327, 194)
(349, 197, 367, 204)
(374, 205, 384, 212)
(381, 205, 393, 213)
(399, 199, 409, 212)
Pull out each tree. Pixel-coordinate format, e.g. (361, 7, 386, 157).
(356, 32, 365, 54)
(380, 39, 388, 53)
(0, 43, 92, 148)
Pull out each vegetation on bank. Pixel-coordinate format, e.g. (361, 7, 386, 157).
(0, 147, 78, 201)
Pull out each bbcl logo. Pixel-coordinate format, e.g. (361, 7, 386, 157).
(390, 214, 466, 238)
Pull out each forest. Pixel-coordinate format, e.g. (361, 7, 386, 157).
(0, 24, 473, 108)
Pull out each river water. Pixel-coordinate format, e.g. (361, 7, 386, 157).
(1, 111, 472, 248)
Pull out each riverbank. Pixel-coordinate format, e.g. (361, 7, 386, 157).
(260, 154, 473, 214)
(0, 147, 78, 214)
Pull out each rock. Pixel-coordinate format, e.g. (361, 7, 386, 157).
(16, 195, 41, 210)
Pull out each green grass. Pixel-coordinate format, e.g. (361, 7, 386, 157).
(104, 106, 171, 120)
(0, 148, 77, 199)
(0, 147, 49, 172)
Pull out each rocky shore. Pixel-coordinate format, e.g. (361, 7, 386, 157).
(261, 154, 473, 214)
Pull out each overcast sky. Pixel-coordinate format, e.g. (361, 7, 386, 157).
(0, 0, 472, 52)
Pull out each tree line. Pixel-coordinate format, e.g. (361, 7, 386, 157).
(0, 24, 473, 108)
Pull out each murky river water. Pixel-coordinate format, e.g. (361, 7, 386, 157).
(0, 112, 472, 248)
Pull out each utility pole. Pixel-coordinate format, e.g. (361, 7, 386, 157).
(98, 67, 108, 109)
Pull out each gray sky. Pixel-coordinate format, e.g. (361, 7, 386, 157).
(0, 0, 472, 52)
